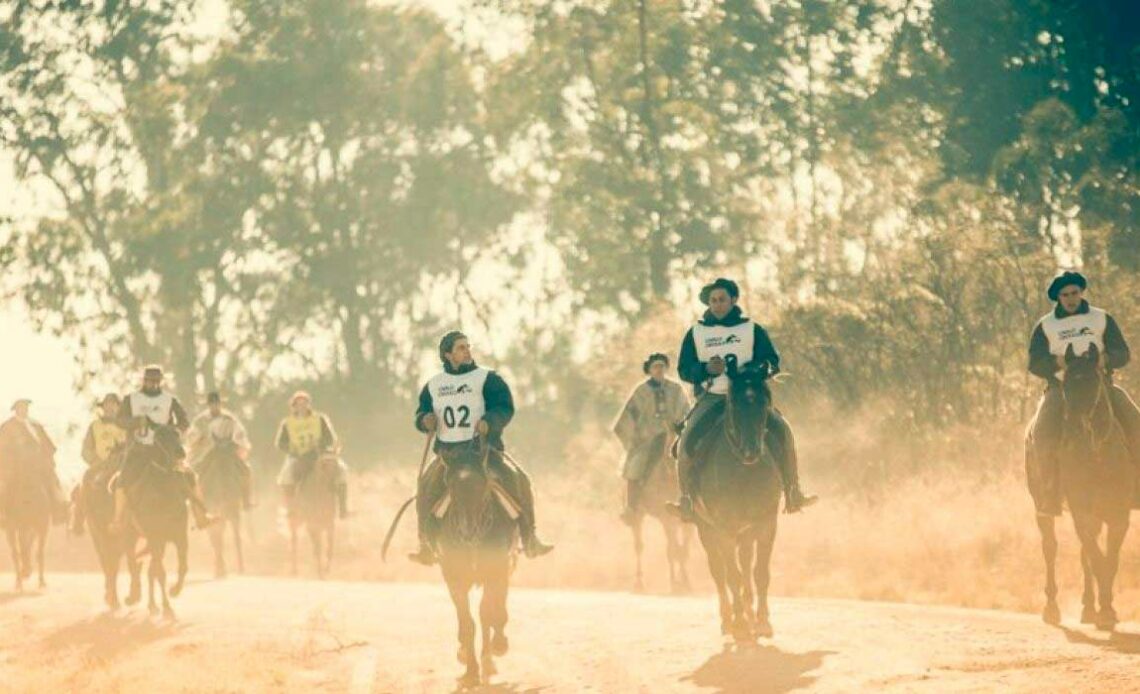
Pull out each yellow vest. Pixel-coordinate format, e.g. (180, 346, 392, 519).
(284, 413, 323, 456)
(91, 418, 127, 463)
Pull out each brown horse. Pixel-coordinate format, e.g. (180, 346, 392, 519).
(1027, 343, 1135, 630)
(122, 430, 190, 620)
(289, 453, 338, 579)
(79, 462, 142, 609)
(435, 441, 517, 688)
(199, 443, 246, 578)
(690, 356, 782, 642)
(2, 459, 51, 591)
(628, 432, 693, 593)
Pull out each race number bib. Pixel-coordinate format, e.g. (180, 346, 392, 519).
(428, 368, 490, 443)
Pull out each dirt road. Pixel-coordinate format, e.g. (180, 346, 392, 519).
(0, 573, 1136, 692)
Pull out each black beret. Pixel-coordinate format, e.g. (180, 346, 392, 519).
(699, 278, 740, 305)
(1047, 271, 1087, 301)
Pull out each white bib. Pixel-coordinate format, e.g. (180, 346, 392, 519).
(129, 391, 175, 443)
(428, 368, 491, 443)
(1040, 307, 1107, 357)
(692, 321, 755, 394)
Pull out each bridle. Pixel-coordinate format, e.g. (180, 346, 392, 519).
(1061, 363, 1116, 458)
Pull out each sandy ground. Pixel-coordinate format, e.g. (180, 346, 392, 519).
(0, 573, 1137, 693)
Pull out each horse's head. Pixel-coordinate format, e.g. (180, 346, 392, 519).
(724, 355, 773, 463)
(1062, 343, 1107, 426)
(440, 443, 496, 543)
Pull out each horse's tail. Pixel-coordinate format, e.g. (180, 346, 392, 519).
(381, 495, 417, 562)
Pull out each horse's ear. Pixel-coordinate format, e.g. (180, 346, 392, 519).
(1087, 343, 1100, 361)
(725, 354, 738, 377)
(1065, 343, 1077, 363)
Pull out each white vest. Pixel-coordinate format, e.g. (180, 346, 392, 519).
(1040, 306, 1107, 357)
(692, 321, 755, 394)
(129, 390, 175, 443)
(428, 368, 490, 443)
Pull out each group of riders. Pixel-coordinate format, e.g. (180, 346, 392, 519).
(0, 271, 1136, 562)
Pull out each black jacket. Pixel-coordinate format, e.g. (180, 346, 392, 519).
(677, 306, 780, 395)
(415, 362, 515, 450)
(1028, 301, 1130, 381)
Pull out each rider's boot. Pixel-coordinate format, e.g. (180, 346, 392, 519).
(241, 463, 256, 510)
(515, 470, 553, 559)
(184, 473, 221, 530)
(336, 482, 349, 519)
(69, 486, 85, 536)
(665, 453, 698, 523)
(775, 437, 817, 514)
(620, 479, 641, 526)
(110, 487, 129, 534)
(408, 462, 443, 566)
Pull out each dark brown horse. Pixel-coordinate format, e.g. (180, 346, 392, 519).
(435, 441, 517, 688)
(629, 432, 693, 593)
(690, 355, 782, 642)
(2, 459, 51, 591)
(1027, 343, 1135, 630)
(80, 461, 142, 609)
(123, 430, 190, 620)
(289, 452, 338, 579)
(198, 442, 246, 578)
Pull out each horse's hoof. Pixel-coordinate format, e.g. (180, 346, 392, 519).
(1043, 602, 1062, 626)
(170, 583, 183, 598)
(125, 592, 141, 607)
(149, 604, 160, 617)
(754, 619, 774, 639)
(732, 619, 754, 644)
(1096, 609, 1117, 632)
(481, 655, 498, 678)
(163, 606, 176, 621)
(457, 645, 471, 665)
(1081, 606, 1098, 625)
(458, 671, 480, 689)
(491, 632, 509, 657)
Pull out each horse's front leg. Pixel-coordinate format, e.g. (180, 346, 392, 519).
(36, 528, 46, 589)
(170, 527, 188, 598)
(8, 530, 22, 592)
(1096, 515, 1130, 631)
(753, 522, 777, 638)
(234, 514, 245, 573)
(445, 567, 479, 688)
(124, 533, 142, 606)
(632, 515, 645, 592)
(1035, 514, 1061, 625)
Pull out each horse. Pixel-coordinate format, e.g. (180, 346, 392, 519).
(628, 431, 693, 593)
(1027, 343, 1135, 630)
(289, 452, 339, 579)
(122, 428, 190, 620)
(198, 441, 246, 578)
(435, 440, 518, 688)
(79, 460, 142, 609)
(689, 355, 782, 642)
(1, 459, 51, 592)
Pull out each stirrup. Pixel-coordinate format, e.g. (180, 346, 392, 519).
(784, 491, 818, 514)
(665, 497, 697, 523)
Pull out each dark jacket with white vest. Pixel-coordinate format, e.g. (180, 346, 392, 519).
(415, 362, 515, 451)
(1028, 300, 1130, 382)
(677, 305, 781, 396)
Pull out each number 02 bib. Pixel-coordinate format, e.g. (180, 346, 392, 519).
(428, 368, 490, 443)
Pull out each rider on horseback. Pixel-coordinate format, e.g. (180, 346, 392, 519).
(111, 365, 218, 531)
(667, 278, 817, 521)
(188, 391, 255, 510)
(408, 330, 554, 565)
(275, 391, 349, 519)
(0, 399, 69, 524)
(71, 393, 129, 534)
(613, 353, 690, 525)
(1028, 271, 1140, 516)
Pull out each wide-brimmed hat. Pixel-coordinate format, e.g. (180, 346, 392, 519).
(11, 398, 31, 411)
(290, 390, 312, 405)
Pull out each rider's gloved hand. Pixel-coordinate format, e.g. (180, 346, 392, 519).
(421, 413, 438, 432)
(706, 356, 725, 376)
(476, 419, 490, 436)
